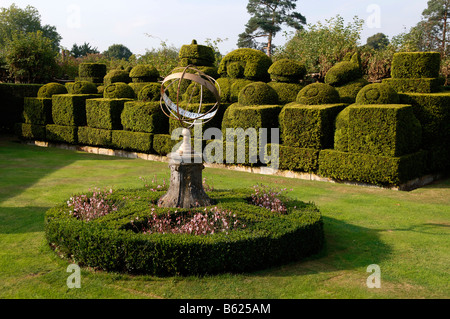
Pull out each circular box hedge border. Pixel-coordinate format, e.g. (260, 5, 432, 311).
(45, 187, 324, 276)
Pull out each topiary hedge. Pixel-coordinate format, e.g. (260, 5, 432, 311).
(86, 98, 133, 130)
(218, 48, 272, 81)
(268, 59, 307, 83)
(121, 101, 168, 134)
(104, 70, 131, 86)
(37, 83, 68, 98)
(46, 124, 78, 144)
(318, 149, 427, 186)
(325, 53, 362, 86)
(153, 134, 181, 156)
(23, 97, 53, 125)
(238, 82, 279, 106)
(79, 63, 107, 83)
(71, 81, 98, 95)
(178, 40, 216, 67)
(129, 65, 160, 83)
(391, 52, 441, 79)
(78, 126, 112, 147)
(335, 78, 369, 104)
(297, 83, 340, 105)
(103, 83, 136, 99)
(138, 83, 162, 102)
(279, 103, 347, 149)
(45, 187, 324, 276)
(111, 130, 154, 153)
(15, 123, 46, 140)
(265, 144, 320, 172)
(383, 78, 444, 94)
(355, 83, 400, 105)
(52, 94, 101, 127)
(268, 82, 304, 105)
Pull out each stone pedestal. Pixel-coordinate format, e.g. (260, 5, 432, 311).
(157, 129, 215, 208)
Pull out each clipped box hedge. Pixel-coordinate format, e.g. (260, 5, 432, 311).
(268, 82, 304, 105)
(111, 130, 153, 153)
(121, 101, 168, 134)
(23, 97, 53, 125)
(86, 98, 133, 130)
(52, 94, 101, 127)
(335, 78, 369, 104)
(218, 48, 272, 81)
(79, 63, 107, 79)
(279, 103, 347, 149)
(318, 149, 427, 186)
(78, 126, 112, 147)
(266, 144, 320, 172)
(46, 124, 78, 144)
(383, 78, 444, 93)
(391, 52, 441, 79)
(15, 123, 46, 140)
(222, 103, 282, 132)
(347, 104, 422, 157)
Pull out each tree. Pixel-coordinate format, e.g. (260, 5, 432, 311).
(366, 33, 390, 50)
(237, 0, 306, 57)
(0, 4, 61, 51)
(5, 31, 58, 83)
(71, 42, 99, 58)
(103, 44, 133, 60)
(422, 0, 449, 56)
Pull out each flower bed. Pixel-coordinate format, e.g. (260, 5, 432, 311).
(45, 185, 324, 276)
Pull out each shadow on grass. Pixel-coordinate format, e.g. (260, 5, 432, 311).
(0, 206, 49, 234)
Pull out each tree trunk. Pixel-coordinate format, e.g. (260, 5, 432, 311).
(442, 4, 448, 56)
(267, 33, 273, 57)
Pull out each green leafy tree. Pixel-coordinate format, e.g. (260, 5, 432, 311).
(366, 33, 390, 50)
(422, 0, 449, 56)
(276, 15, 364, 80)
(5, 30, 58, 83)
(237, 0, 306, 57)
(139, 38, 179, 77)
(70, 42, 99, 58)
(0, 4, 61, 51)
(103, 44, 133, 60)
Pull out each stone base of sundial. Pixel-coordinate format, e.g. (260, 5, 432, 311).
(157, 151, 216, 209)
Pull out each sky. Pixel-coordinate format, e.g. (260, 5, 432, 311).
(0, 0, 430, 56)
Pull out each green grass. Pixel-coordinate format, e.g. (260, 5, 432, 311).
(0, 136, 449, 299)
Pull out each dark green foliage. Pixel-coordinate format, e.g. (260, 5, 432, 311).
(335, 78, 369, 104)
(222, 103, 282, 132)
(230, 79, 254, 103)
(128, 83, 148, 97)
(366, 33, 389, 50)
(383, 78, 444, 93)
(334, 106, 350, 152)
(129, 65, 159, 83)
(279, 103, 347, 149)
(86, 98, 132, 130)
(51, 94, 101, 126)
(44, 187, 324, 276)
(65, 82, 75, 94)
(103, 83, 135, 99)
(37, 83, 67, 98)
(103, 44, 133, 60)
(0, 83, 41, 133)
(15, 123, 46, 140)
(268, 82, 304, 104)
(104, 70, 131, 86)
(121, 101, 168, 133)
(266, 144, 320, 172)
(391, 52, 441, 79)
(178, 40, 216, 67)
(297, 83, 340, 105)
(355, 83, 400, 104)
(138, 83, 162, 102)
(218, 48, 272, 81)
(78, 127, 112, 147)
(216, 78, 232, 103)
(71, 44, 100, 58)
(318, 149, 427, 186)
(23, 97, 53, 125)
(79, 63, 107, 82)
(238, 82, 279, 106)
(153, 134, 181, 156)
(182, 83, 217, 103)
(111, 130, 153, 153)
(268, 59, 307, 83)
(71, 81, 98, 94)
(325, 54, 362, 86)
(45, 124, 78, 144)
(347, 104, 422, 157)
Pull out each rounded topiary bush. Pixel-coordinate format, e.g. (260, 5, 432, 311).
(182, 82, 217, 103)
(103, 83, 135, 99)
(104, 69, 131, 86)
(268, 59, 307, 83)
(356, 83, 400, 105)
(179, 39, 216, 67)
(45, 186, 324, 276)
(238, 82, 279, 106)
(71, 81, 98, 94)
(297, 83, 340, 105)
(325, 61, 362, 86)
(129, 65, 160, 83)
(138, 83, 162, 102)
(218, 48, 272, 81)
(38, 83, 68, 98)
(268, 82, 304, 104)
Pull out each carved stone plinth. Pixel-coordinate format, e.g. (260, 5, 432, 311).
(157, 152, 215, 208)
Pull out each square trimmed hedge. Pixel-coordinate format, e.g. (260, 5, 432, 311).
(383, 78, 443, 94)
(86, 98, 133, 130)
(347, 104, 422, 157)
(52, 94, 101, 126)
(121, 101, 169, 134)
(391, 52, 441, 79)
(111, 130, 154, 153)
(222, 103, 282, 132)
(265, 144, 320, 172)
(318, 149, 427, 186)
(46, 124, 78, 144)
(279, 103, 347, 149)
(15, 123, 46, 140)
(78, 127, 112, 147)
(152, 134, 183, 156)
(23, 97, 53, 125)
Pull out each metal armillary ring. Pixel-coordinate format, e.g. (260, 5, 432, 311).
(160, 65, 221, 129)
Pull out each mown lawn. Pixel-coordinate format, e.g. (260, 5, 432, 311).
(0, 137, 449, 299)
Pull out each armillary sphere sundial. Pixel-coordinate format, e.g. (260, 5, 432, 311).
(157, 65, 221, 208)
